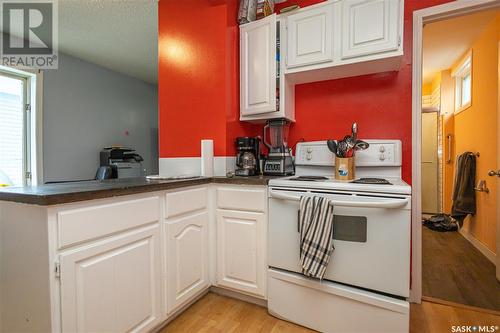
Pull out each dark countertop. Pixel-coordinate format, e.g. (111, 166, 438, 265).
(212, 175, 278, 186)
(0, 175, 278, 206)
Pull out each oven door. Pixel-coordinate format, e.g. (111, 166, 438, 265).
(268, 187, 411, 298)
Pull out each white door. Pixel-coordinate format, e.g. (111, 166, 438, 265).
(421, 112, 439, 214)
(341, 0, 400, 60)
(216, 209, 266, 297)
(286, 3, 334, 68)
(166, 211, 209, 314)
(59, 225, 162, 333)
(240, 14, 277, 116)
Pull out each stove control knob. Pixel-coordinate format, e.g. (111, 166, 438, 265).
(307, 148, 313, 153)
(380, 154, 386, 161)
(379, 146, 386, 153)
(306, 153, 312, 160)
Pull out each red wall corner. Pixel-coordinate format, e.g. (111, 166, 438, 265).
(158, 0, 454, 182)
(158, 0, 260, 159)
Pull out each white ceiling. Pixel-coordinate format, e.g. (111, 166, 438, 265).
(57, 0, 158, 84)
(422, 9, 499, 84)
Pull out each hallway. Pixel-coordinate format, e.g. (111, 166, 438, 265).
(422, 227, 500, 311)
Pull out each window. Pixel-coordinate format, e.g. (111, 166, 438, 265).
(453, 52, 472, 114)
(0, 67, 39, 186)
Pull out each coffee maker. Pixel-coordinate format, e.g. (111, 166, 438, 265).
(263, 119, 295, 175)
(235, 137, 261, 176)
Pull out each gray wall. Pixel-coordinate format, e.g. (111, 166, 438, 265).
(43, 53, 158, 183)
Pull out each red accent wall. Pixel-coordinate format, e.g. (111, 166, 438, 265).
(158, 0, 259, 158)
(158, 0, 454, 182)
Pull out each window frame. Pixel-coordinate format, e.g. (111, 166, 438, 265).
(0, 66, 43, 185)
(452, 51, 472, 114)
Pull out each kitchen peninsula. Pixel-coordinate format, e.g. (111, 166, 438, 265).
(0, 176, 272, 332)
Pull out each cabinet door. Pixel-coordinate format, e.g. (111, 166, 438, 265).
(216, 209, 266, 298)
(166, 211, 209, 314)
(341, 0, 401, 59)
(59, 225, 162, 333)
(286, 4, 334, 68)
(240, 14, 277, 116)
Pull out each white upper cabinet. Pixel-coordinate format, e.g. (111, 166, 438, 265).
(240, 14, 277, 117)
(286, 3, 334, 68)
(341, 0, 401, 60)
(239, 1, 404, 118)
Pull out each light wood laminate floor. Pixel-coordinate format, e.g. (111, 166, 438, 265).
(160, 292, 500, 333)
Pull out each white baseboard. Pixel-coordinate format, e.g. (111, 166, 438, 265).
(459, 228, 496, 265)
(159, 156, 235, 177)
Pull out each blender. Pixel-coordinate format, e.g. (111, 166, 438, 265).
(262, 119, 295, 175)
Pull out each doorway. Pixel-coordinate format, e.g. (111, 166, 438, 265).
(414, 1, 500, 312)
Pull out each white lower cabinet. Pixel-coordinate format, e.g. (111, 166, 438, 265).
(216, 209, 267, 298)
(165, 211, 209, 314)
(0, 185, 268, 332)
(59, 224, 162, 333)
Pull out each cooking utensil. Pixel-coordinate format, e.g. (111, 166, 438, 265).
(344, 135, 356, 150)
(354, 140, 369, 151)
(337, 140, 348, 157)
(331, 123, 367, 157)
(327, 140, 337, 154)
(351, 123, 358, 142)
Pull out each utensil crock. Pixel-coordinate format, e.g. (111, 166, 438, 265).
(335, 157, 355, 180)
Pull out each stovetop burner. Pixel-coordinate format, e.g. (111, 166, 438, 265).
(289, 176, 329, 181)
(350, 178, 393, 185)
(289, 176, 393, 185)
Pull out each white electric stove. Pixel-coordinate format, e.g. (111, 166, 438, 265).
(267, 140, 411, 333)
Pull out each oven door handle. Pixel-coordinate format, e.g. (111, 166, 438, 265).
(269, 190, 409, 209)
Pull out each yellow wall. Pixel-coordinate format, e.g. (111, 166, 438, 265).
(431, 73, 441, 95)
(423, 83, 432, 96)
(443, 15, 499, 253)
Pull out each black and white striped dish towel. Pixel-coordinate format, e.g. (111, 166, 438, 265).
(299, 196, 335, 279)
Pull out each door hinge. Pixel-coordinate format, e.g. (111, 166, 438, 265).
(25, 104, 31, 112)
(25, 171, 32, 181)
(398, 35, 401, 47)
(55, 262, 61, 279)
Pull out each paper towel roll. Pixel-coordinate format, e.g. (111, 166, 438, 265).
(201, 140, 214, 177)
